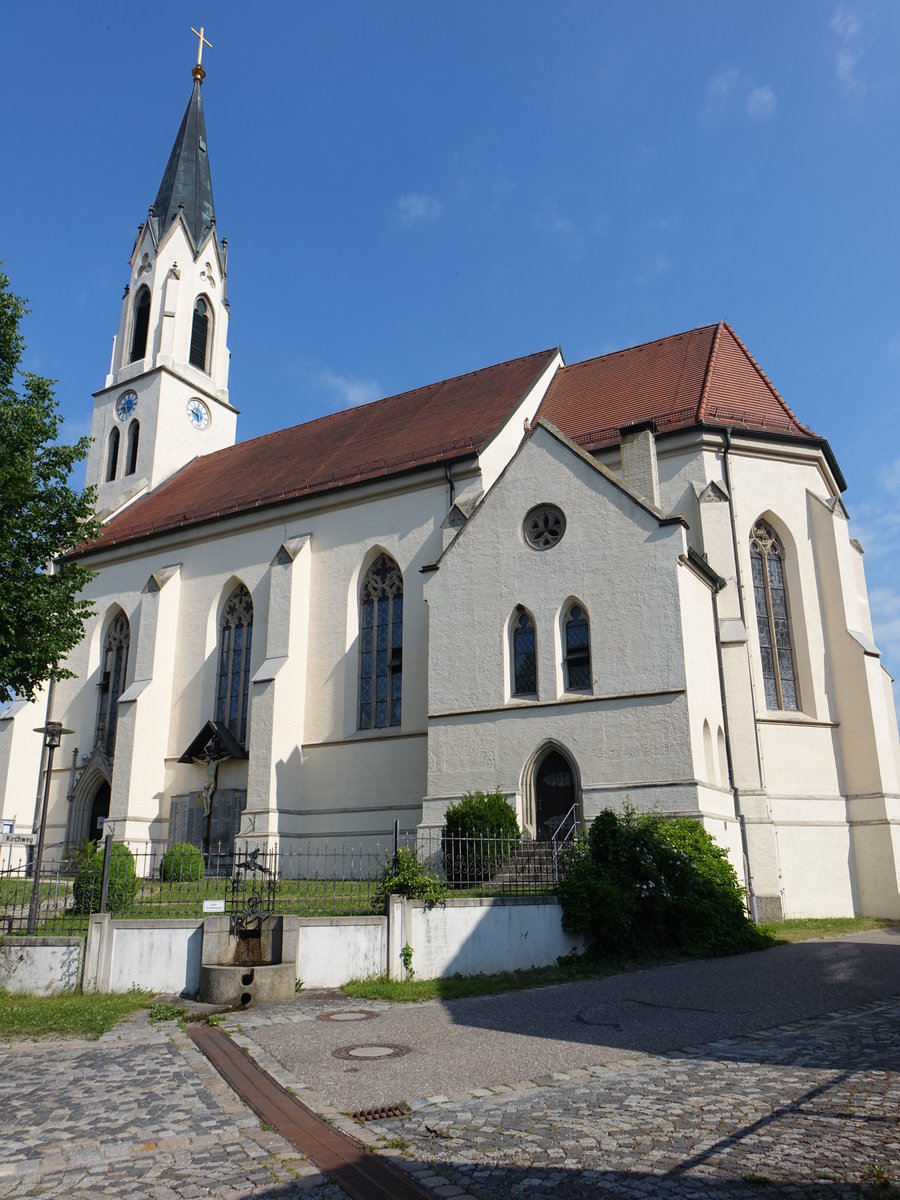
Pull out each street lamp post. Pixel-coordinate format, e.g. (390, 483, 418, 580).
(27, 722, 72, 935)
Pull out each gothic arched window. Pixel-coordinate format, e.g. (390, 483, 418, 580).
(512, 610, 537, 696)
(106, 427, 119, 481)
(130, 287, 151, 363)
(750, 520, 799, 711)
(216, 584, 253, 746)
(563, 603, 591, 691)
(95, 611, 130, 758)
(125, 420, 140, 476)
(189, 297, 210, 370)
(358, 554, 403, 730)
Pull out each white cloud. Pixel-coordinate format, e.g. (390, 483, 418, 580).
(395, 193, 443, 228)
(830, 6, 866, 98)
(319, 369, 382, 410)
(534, 204, 576, 239)
(637, 253, 670, 286)
(703, 66, 740, 117)
(746, 86, 777, 120)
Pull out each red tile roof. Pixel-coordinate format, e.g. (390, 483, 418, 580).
(539, 322, 816, 451)
(86, 348, 559, 552)
(81, 323, 819, 557)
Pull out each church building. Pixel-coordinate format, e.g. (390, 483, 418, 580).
(2, 56, 899, 921)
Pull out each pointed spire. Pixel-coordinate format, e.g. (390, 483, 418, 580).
(151, 69, 216, 250)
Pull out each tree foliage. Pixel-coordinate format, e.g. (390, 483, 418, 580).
(0, 268, 98, 703)
(558, 807, 774, 958)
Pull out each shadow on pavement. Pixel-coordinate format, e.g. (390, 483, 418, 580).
(439, 935, 900, 1071)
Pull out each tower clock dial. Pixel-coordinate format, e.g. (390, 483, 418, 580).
(187, 398, 211, 430)
(115, 390, 138, 420)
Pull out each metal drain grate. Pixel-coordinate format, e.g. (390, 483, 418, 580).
(186, 1023, 433, 1200)
(350, 1103, 410, 1122)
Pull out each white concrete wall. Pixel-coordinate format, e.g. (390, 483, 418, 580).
(398, 896, 586, 980)
(0, 938, 83, 995)
(83, 916, 204, 996)
(296, 917, 386, 988)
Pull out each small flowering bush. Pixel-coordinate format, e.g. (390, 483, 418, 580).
(557, 807, 772, 958)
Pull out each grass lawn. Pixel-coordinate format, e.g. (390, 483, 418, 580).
(761, 916, 898, 943)
(0, 990, 154, 1040)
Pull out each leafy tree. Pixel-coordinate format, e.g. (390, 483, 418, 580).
(0, 267, 98, 703)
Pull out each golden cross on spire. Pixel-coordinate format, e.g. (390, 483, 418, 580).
(190, 25, 212, 80)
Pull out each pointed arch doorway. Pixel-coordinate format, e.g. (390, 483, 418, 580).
(88, 781, 110, 843)
(525, 745, 580, 841)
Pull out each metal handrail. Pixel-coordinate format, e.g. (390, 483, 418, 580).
(551, 804, 579, 846)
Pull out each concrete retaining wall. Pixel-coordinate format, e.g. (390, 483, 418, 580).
(390, 895, 585, 980)
(27, 897, 581, 995)
(0, 937, 83, 995)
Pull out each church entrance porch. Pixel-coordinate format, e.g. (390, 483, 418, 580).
(88, 782, 110, 843)
(525, 745, 581, 841)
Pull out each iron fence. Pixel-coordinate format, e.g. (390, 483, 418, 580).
(0, 828, 578, 935)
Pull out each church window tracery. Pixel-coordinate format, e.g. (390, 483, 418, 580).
(130, 287, 151, 363)
(190, 297, 210, 370)
(95, 611, 130, 758)
(563, 603, 591, 691)
(358, 554, 403, 730)
(106, 427, 119, 481)
(125, 420, 140, 476)
(216, 584, 253, 746)
(750, 520, 799, 711)
(512, 610, 537, 696)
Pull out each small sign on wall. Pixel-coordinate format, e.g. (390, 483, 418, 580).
(1, 832, 36, 845)
(202, 899, 225, 913)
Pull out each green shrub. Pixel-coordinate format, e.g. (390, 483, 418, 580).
(73, 842, 138, 914)
(159, 842, 205, 882)
(375, 847, 445, 907)
(442, 789, 520, 883)
(557, 807, 772, 958)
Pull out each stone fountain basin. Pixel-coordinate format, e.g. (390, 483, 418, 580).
(198, 913, 299, 1007)
(199, 961, 296, 1006)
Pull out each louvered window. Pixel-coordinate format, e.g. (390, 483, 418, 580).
(130, 288, 151, 363)
(106, 427, 119, 481)
(513, 611, 537, 696)
(216, 584, 253, 746)
(564, 604, 591, 690)
(190, 297, 209, 370)
(95, 611, 130, 758)
(125, 420, 140, 476)
(358, 555, 403, 730)
(750, 520, 799, 711)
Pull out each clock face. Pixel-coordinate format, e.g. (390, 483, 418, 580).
(115, 391, 138, 421)
(187, 398, 211, 430)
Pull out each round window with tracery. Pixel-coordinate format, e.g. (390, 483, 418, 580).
(523, 504, 566, 550)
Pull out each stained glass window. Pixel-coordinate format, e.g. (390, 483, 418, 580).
(95, 611, 130, 758)
(750, 521, 799, 711)
(564, 604, 591, 690)
(359, 554, 403, 730)
(513, 612, 537, 696)
(216, 584, 253, 745)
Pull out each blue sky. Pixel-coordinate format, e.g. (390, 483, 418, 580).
(3, 2, 900, 675)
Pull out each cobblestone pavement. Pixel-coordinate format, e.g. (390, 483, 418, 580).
(0, 1014, 350, 1200)
(371, 996, 900, 1199)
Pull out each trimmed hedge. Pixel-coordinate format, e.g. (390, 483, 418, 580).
(558, 807, 773, 958)
(73, 842, 138, 914)
(442, 789, 520, 883)
(159, 842, 205, 882)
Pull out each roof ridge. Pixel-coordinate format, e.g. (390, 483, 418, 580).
(696, 321, 725, 421)
(564, 323, 719, 372)
(720, 322, 816, 436)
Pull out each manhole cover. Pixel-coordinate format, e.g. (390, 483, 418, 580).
(332, 1044, 409, 1060)
(317, 1010, 380, 1023)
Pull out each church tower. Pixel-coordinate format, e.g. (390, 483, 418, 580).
(85, 34, 237, 519)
